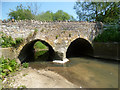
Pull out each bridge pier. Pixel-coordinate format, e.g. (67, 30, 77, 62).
(54, 47, 67, 60)
(53, 49, 69, 63)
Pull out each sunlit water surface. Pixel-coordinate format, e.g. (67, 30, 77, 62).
(29, 57, 118, 88)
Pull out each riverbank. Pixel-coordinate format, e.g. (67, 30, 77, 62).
(2, 67, 78, 88)
(28, 57, 118, 88)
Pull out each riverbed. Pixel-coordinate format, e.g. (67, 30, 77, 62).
(29, 57, 118, 88)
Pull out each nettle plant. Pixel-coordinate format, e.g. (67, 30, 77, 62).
(0, 32, 23, 48)
(0, 57, 29, 80)
(0, 57, 20, 79)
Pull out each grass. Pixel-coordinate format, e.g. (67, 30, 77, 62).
(17, 85, 26, 88)
(23, 73, 28, 77)
(34, 41, 48, 50)
(34, 41, 48, 59)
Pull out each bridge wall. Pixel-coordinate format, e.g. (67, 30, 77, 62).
(0, 20, 103, 62)
(93, 42, 120, 60)
(0, 20, 103, 40)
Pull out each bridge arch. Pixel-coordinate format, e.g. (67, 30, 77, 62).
(18, 39, 55, 63)
(66, 38, 93, 58)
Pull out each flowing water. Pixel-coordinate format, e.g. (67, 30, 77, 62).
(29, 57, 118, 88)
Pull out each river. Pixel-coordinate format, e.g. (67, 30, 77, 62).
(29, 57, 118, 88)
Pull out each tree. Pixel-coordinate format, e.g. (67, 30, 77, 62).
(9, 4, 34, 20)
(53, 10, 71, 21)
(34, 10, 74, 21)
(100, 2, 120, 24)
(8, 4, 75, 21)
(34, 11, 53, 21)
(74, 2, 100, 21)
(74, 1, 120, 24)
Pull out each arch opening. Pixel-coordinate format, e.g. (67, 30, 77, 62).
(66, 38, 93, 58)
(18, 39, 55, 63)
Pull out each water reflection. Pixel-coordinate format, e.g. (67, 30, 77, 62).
(29, 57, 118, 88)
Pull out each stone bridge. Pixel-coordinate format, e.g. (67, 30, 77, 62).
(0, 20, 103, 62)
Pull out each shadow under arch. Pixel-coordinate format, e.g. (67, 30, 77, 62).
(66, 38, 93, 58)
(18, 39, 55, 63)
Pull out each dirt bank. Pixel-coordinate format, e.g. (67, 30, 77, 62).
(2, 67, 79, 88)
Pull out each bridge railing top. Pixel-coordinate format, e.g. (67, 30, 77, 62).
(1, 19, 100, 24)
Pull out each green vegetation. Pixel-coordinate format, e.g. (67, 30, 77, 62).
(0, 32, 23, 48)
(94, 28, 120, 42)
(22, 62, 29, 68)
(0, 57, 29, 81)
(74, 1, 119, 24)
(74, 1, 120, 42)
(17, 85, 26, 88)
(34, 28, 38, 33)
(34, 41, 48, 59)
(53, 10, 71, 21)
(0, 32, 16, 47)
(34, 11, 54, 21)
(34, 10, 75, 21)
(35, 50, 48, 59)
(15, 38, 24, 45)
(8, 4, 75, 21)
(23, 73, 28, 77)
(56, 35, 59, 39)
(9, 4, 33, 20)
(0, 57, 20, 79)
(34, 41, 48, 50)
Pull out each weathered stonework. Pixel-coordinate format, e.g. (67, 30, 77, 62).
(93, 42, 120, 60)
(0, 20, 103, 62)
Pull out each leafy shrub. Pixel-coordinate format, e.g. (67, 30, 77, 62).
(22, 62, 29, 68)
(9, 4, 34, 20)
(0, 32, 23, 48)
(0, 57, 20, 79)
(93, 29, 120, 42)
(1, 34, 16, 48)
(15, 38, 23, 45)
(103, 24, 120, 31)
(0, 57, 29, 80)
(34, 10, 74, 21)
